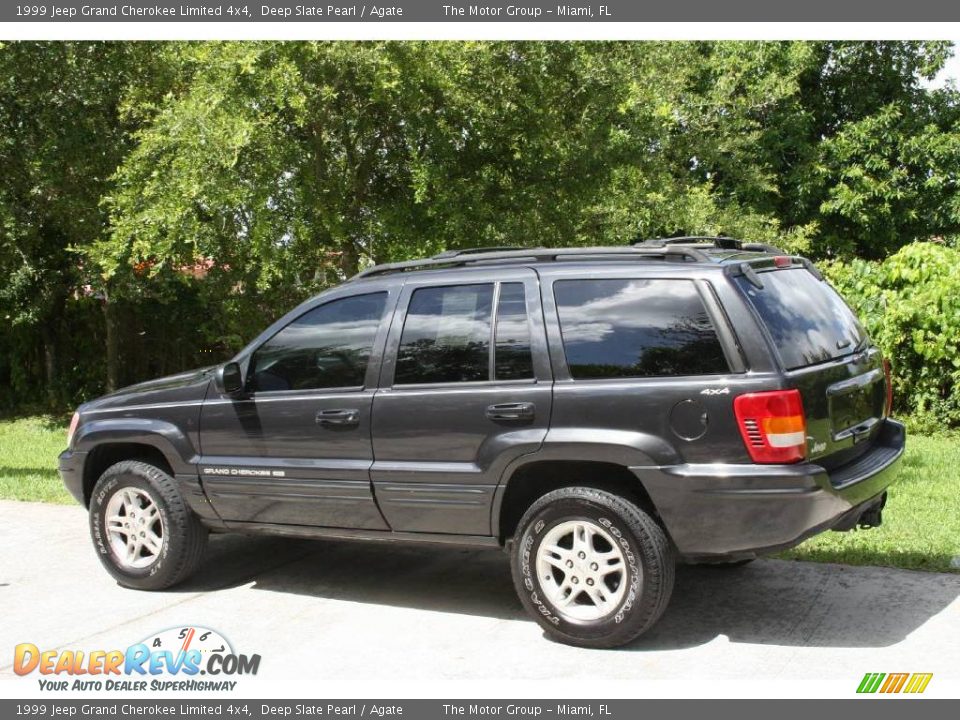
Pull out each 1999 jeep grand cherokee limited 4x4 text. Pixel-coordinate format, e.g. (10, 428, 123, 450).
(59, 238, 904, 648)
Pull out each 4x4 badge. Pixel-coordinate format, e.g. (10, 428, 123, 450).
(700, 387, 730, 396)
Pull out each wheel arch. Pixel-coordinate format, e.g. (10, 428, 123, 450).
(74, 418, 197, 501)
(82, 443, 176, 507)
(493, 457, 663, 544)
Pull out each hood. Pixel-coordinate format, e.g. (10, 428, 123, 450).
(80, 365, 216, 414)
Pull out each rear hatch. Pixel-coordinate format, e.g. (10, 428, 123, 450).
(734, 264, 889, 472)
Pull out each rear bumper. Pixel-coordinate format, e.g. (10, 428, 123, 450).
(636, 418, 905, 560)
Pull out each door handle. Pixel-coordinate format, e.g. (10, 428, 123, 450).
(316, 409, 360, 427)
(485, 402, 535, 422)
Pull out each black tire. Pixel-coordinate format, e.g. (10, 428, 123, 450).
(510, 487, 675, 648)
(89, 460, 208, 590)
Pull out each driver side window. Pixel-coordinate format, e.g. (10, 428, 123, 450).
(249, 292, 387, 392)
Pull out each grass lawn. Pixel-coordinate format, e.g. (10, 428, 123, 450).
(778, 434, 960, 573)
(0, 414, 73, 503)
(0, 415, 957, 573)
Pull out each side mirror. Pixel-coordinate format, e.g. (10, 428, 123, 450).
(214, 361, 244, 396)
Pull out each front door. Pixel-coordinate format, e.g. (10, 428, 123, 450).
(371, 269, 553, 535)
(199, 289, 394, 529)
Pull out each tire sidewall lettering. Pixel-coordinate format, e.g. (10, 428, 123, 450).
(598, 517, 641, 624)
(91, 477, 119, 557)
(522, 518, 562, 625)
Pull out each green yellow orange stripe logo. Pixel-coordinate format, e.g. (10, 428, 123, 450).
(857, 672, 932, 694)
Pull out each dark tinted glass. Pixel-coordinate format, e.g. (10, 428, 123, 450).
(250, 293, 387, 392)
(736, 268, 867, 370)
(495, 283, 534, 380)
(395, 284, 493, 384)
(554, 279, 729, 379)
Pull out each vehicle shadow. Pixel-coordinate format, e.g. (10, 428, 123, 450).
(177, 533, 960, 650)
(177, 532, 524, 620)
(634, 559, 960, 651)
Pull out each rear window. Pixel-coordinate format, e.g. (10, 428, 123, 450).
(554, 278, 730, 379)
(735, 268, 867, 370)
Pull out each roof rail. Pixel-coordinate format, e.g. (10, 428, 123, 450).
(636, 236, 743, 250)
(351, 244, 712, 281)
(432, 246, 535, 259)
(742, 242, 788, 254)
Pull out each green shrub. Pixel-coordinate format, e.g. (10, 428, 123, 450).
(823, 242, 960, 430)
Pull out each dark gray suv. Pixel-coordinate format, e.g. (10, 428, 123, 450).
(59, 239, 904, 648)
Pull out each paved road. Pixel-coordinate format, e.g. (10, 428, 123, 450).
(1, 499, 958, 697)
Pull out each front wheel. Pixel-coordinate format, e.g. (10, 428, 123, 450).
(89, 460, 208, 590)
(510, 487, 675, 648)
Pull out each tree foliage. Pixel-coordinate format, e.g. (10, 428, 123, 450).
(0, 42, 148, 405)
(2, 40, 959, 421)
(824, 244, 960, 430)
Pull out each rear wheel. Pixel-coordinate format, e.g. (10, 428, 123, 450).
(510, 486, 675, 648)
(89, 460, 207, 590)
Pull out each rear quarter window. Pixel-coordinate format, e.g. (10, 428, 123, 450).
(735, 268, 867, 370)
(554, 278, 730, 380)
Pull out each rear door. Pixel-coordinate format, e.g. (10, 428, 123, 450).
(542, 270, 747, 466)
(733, 265, 888, 469)
(370, 269, 552, 535)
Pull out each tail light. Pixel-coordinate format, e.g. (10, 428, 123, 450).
(67, 412, 80, 448)
(734, 390, 807, 464)
(882, 358, 894, 417)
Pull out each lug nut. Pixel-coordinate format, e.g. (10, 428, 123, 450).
(578, 551, 586, 559)
(571, 577, 579, 584)
(590, 562, 598, 571)
(586, 578, 594, 586)
(566, 560, 574, 568)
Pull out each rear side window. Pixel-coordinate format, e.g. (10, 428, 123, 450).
(395, 284, 494, 384)
(554, 279, 730, 379)
(735, 268, 866, 370)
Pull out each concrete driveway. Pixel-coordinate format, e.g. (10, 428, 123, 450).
(1, 499, 958, 698)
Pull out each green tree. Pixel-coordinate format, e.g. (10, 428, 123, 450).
(739, 41, 960, 258)
(0, 41, 147, 405)
(4, 40, 960, 412)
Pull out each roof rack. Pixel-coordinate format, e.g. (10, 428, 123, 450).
(637, 236, 788, 255)
(351, 244, 712, 281)
(636, 236, 743, 250)
(432, 246, 534, 259)
(742, 242, 787, 254)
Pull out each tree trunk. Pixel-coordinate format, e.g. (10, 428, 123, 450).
(41, 326, 57, 409)
(40, 288, 68, 409)
(339, 240, 360, 278)
(104, 293, 120, 393)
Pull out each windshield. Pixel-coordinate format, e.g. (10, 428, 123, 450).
(736, 268, 867, 370)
